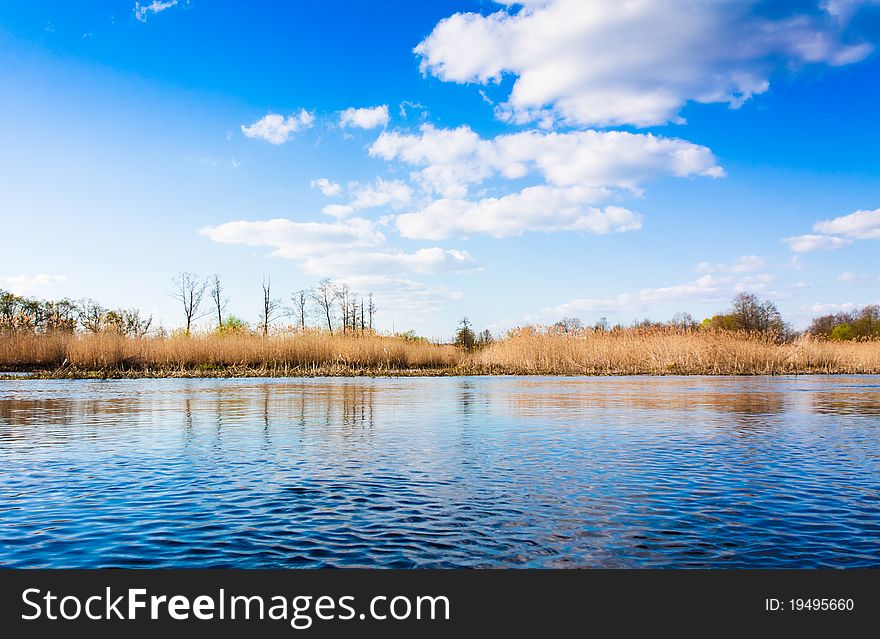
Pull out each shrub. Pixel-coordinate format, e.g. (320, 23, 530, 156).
(217, 315, 249, 335)
(829, 324, 855, 341)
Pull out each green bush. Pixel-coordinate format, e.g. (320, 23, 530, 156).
(829, 324, 855, 341)
(217, 315, 249, 335)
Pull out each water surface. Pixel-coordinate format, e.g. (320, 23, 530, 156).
(1, 376, 878, 568)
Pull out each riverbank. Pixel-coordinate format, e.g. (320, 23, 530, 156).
(2, 329, 879, 378)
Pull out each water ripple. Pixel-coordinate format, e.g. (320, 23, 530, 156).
(0, 376, 879, 568)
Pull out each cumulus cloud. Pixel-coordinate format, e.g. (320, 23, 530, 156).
(813, 207, 880, 239)
(0, 274, 68, 296)
(199, 218, 384, 260)
(783, 234, 854, 252)
(199, 218, 477, 281)
(310, 178, 342, 197)
(339, 105, 390, 129)
(370, 124, 722, 198)
(544, 270, 785, 319)
(835, 271, 877, 284)
(321, 204, 355, 219)
(546, 275, 729, 317)
(200, 217, 478, 327)
(415, 0, 876, 127)
(301, 248, 478, 278)
(339, 275, 464, 321)
(319, 178, 413, 218)
(398, 101, 428, 119)
(822, 0, 880, 22)
(396, 185, 642, 240)
(241, 110, 315, 144)
(695, 255, 764, 274)
(809, 301, 861, 313)
(134, 0, 177, 22)
(350, 178, 412, 210)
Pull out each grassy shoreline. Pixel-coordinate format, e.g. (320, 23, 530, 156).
(2, 328, 879, 378)
(4, 368, 880, 381)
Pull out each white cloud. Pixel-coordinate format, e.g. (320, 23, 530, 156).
(398, 101, 428, 119)
(134, 0, 177, 22)
(199, 215, 478, 329)
(339, 105, 390, 130)
(0, 274, 68, 296)
(199, 218, 477, 281)
(783, 234, 853, 252)
(350, 178, 412, 210)
(396, 185, 642, 240)
(809, 301, 860, 314)
(813, 208, 880, 239)
(822, 0, 880, 22)
(241, 110, 315, 144)
(321, 204, 355, 219)
(301, 248, 478, 278)
(695, 255, 764, 274)
(546, 275, 729, 317)
(199, 217, 384, 260)
(339, 275, 463, 322)
(370, 125, 489, 198)
(544, 270, 786, 319)
(732, 273, 780, 295)
(320, 178, 413, 218)
(310, 178, 342, 197)
(370, 124, 722, 198)
(836, 271, 876, 283)
(415, 0, 875, 127)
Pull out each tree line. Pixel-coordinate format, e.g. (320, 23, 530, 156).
(170, 272, 376, 337)
(0, 291, 152, 337)
(2, 284, 877, 344)
(0, 272, 377, 338)
(807, 305, 880, 340)
(545, 293, 878, 343)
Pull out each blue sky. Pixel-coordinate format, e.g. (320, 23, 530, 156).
(1, 0, 879, 337)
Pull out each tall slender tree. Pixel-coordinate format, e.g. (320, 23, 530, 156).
(260, 276, 283, 337)
(313, 278, 336, 334)
(337, 282, 350, 334)
(291, 289, 308, 330)
(209, 274, 227, 329)
(367, 292, 376, 331)
(171, 272, 207, 335)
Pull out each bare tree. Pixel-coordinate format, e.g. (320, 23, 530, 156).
(367, 292, 376, 331)
(43, 299, 77, 333)
(313, 278, 336, 334)
(209, 274, 228, 329)
(291, 289, 308, 330)
(104, 308, 152, 337)
(122, 308, 153, 337)
(360, 297, 365, 332)
(260, 276, 283, 337)
(336, 282, 350, 334)
(730, 292, 783, 333)
(171, 272, 207, 335)
(350, 297, 358, 333)
(670, 311, 697, 331)
(77, 299, 106, 333)
(553, 317, 583, 334)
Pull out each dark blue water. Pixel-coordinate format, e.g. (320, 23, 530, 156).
(1, 376, 879, 568)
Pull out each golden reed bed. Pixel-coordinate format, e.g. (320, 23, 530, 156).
(1, 328, 879, 377)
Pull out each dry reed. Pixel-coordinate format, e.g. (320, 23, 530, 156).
(472, 327, 880, 375)
(1, 328, 879, 377)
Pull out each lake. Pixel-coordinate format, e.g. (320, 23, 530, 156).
(1, 376, 879, 568)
